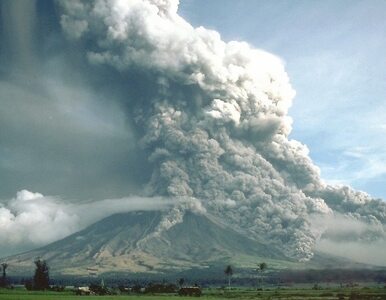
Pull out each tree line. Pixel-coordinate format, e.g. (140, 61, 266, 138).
(0, 258, 50, 291)
(1, 259, 268, 291)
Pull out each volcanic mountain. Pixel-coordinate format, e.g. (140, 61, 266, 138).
(5, 210, 361, 276)
(1, 0, 386, 270)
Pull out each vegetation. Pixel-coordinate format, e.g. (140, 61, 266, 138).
(224, 265, 233, 288)
(33, 259, 50, 290)
(178, 277, 185, 288)
(257, 262, 267, 288)
(1, 285, 386, 299)
(0, 263, 8, 287)
(1, 258, 385, 299)
(25, 259, 50, 291)
(178, 286, 202, 296)
(259, 262, 267, 272)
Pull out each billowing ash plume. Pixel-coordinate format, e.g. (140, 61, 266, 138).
(55, 0, 385, 261)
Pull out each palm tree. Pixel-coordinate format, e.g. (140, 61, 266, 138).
(1, 263, 8, 287)
(256, 262, 267, 289)
(224, 265, 233, 288)
(178, 278, 185, 288)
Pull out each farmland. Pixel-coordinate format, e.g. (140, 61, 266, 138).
(1, 285, 386, 300)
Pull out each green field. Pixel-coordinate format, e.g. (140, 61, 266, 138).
(1, 287, 386, 300)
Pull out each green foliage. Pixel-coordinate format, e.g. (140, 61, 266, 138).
(0, 263, 8, 287)
(89, 283, 110, 295)
(224, 265, 233, 276)
(259, 262, 267, 272)
(32, 259, 50, 290)
(224, 265, 233, 287)
(1, 286, 386, 299)
(178, 277, 185, 287)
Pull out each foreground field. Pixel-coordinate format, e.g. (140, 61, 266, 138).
(1, 287, 386, 300)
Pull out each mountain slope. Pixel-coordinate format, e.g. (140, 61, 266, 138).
(6, 210, 370, 276)
(6, 211, 288, 275)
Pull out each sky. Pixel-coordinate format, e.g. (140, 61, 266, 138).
(0, 0, 385, 264)
(179, 0, 386, 200)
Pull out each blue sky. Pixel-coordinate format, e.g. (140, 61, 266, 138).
(180, 0, 386, 199)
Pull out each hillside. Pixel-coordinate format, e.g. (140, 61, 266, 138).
(4, 211, 367, 276)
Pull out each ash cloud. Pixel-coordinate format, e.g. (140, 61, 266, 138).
(54, 0, 386, 262)
(0, 0, 384, 263)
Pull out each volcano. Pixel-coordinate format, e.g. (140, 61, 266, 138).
(1, 0, 386, 269)
(5, 211, 362, 276)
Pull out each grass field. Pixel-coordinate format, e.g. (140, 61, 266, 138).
(1, 286, 386, 300)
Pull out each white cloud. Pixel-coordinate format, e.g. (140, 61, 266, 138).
(0, 190, 174, 256)
(321, 147, 386, 191)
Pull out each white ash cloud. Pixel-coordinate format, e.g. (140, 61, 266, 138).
(312, 211, 386, 265)
(316, 239, 386, 266)
(0, 190, 173, 257)
(51, 0, 386, 261)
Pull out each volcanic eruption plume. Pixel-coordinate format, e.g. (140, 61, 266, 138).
(1, 0, 385, 263)
(52, 0, 386, 261)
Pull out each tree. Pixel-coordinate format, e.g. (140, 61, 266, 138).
(33, 259, 50, 290)
(224, 265, 233, 288)
(256, 262, 267, 289)
(259, 262, 267, 273)
(0, 263, 8, 287)
(178, 278, 185, 288)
